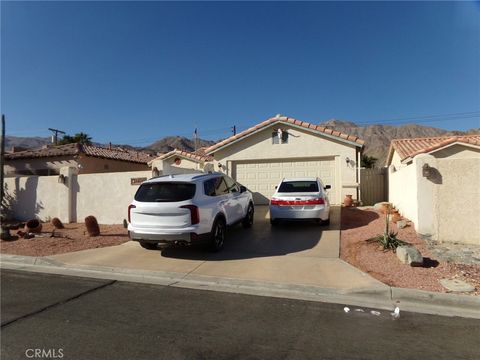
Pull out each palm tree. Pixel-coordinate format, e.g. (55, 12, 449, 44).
(361, 154, 377, 169)
(59, 132, 92, 145)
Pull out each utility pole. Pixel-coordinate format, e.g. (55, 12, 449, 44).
(193, 128, 198, 153)
(48, 128, 66, 145)
(1, 115, 5, 214)
(232, 125, 236, 136)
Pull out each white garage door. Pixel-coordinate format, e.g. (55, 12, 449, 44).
(233, 158, 337, 205)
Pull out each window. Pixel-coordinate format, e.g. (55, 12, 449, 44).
(204, 177, 229, 196)
(278, 181, 319, 193)
(223, 175, 240, 193)
(272, 129, 289, 144)
(135, 182, 196, 202)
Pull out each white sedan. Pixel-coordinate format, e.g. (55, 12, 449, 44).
(269, 177, 331, 226)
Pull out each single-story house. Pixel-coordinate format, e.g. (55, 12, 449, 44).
(5, 143, 153, 176)
(148, 149, 213, 176)
(387, 135, 480, 245)
(205, 115, 364, 205)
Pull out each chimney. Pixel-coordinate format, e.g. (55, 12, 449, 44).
(109, 142, 112, 150)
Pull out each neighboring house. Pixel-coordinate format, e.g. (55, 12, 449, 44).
(386, 135, 480, 245)
(204, 115, 364, 205)
(148, 149, 213, 176)
(5, 143, 153, 176)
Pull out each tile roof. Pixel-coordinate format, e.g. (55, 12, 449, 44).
(388, 135, 480, 165)
(205, 115, 364, 154)
(5, 143, 153, 164)
(149, 149, 213, 165)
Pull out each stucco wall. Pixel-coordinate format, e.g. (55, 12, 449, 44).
(78, 155, 149, 174)
(209, 124, 359, 202)
(4, 175, 66, 221)
(162, 157, 204, 175)
(3, 169, 152, 224)
(5, 157, 78, 176)
(389, 149, 480, 245)
(434, 157, 480, 245)
(75, 170, 152, 224)
(388, 160, 419, 226)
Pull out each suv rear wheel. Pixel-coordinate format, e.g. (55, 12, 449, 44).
(209, 218, 226, 252)
(139, 241, 158, 250)
(242, 204, 254, 228)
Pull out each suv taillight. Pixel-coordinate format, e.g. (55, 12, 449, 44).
(181, 205, 200, 225)
(128, 204, 136, 223)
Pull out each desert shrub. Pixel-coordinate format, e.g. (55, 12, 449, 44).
(368, 203, 406, 252)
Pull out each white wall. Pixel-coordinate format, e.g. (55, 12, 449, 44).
(388, 159, 419, 226)
(75, 170, 152, 224)
(3, 169, 152, 225)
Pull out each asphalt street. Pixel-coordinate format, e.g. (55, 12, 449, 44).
(1, 269, 479, 360)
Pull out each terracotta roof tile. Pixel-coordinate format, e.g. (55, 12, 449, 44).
(153, 149, 213, 163)
(390, 135, 480, 163)
(5, 143, 153, 164)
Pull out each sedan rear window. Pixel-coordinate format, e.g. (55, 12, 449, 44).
(278, 181, 319, 193)
(135, 182, 196, 202)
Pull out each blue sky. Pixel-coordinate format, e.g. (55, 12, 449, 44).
(1, 1, 479, 146)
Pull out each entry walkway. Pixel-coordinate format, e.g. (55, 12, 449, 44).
(51, 206, 385, 291)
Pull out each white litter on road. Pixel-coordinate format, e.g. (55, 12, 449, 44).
(343, 307, 350, 313)
(370, 310, 381, 316)
(391, 307, 400, 319)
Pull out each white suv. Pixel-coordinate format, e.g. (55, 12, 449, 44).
(128, 173, 254, 251)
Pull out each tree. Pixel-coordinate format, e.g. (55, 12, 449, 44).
(361, 154, 377, 169)
(58, 132, 92, 145)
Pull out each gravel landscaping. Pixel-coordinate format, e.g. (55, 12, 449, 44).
(1, 222, 129, 257)
(340, 207, 480, 295)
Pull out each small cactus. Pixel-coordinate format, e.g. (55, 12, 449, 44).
(84, 216, 100, 237)
(51, 217, 64, 229)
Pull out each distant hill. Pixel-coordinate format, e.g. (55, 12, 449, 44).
(4, 136, 51, 151)
(145, 136, 216, 154)
(320, 119, 479, 167)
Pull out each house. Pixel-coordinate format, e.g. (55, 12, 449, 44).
(204, 115, 364, 205)
(5, 143, 153, 176)
(386, 135, 480, 245)
(148, 149, 213, 176)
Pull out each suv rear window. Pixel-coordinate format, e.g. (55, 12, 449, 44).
(278, 181, 319, 193)
(135, 182, 196, 202)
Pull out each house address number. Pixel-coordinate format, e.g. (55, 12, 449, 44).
(131, 177, 147, 185)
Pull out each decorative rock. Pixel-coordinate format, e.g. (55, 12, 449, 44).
(397, 220, 407, 229)
(396, 245, 423, 266)
(440, 279, 475, 293)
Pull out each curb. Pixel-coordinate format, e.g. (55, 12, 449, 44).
(1, 254, 479, 319)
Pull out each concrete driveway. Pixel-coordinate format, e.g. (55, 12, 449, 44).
(52, 206, 384, 290)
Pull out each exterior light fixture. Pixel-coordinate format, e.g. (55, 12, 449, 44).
(58, 174, 67, 184)
(422, 163, 431, 178)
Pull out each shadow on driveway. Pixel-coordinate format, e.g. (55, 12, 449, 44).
(340, 207, 379, 230)
(159, 206, 340, 261)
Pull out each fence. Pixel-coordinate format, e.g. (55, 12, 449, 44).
(3, 169, 152, 224)
(360, 168, 388, 206)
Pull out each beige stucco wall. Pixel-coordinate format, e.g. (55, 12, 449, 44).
(209, 124, 360, 204)
(162, 157, 204, 175)
(5, 157, 79, 176)
(388, 159, 419, 226)
(75, 170, 152, 224)
(389, 147, 480, 245)
(78, 155, 149, 174)
(5, 155, 149, 176)
(3, 169, 153, 224)
(4, 175, 67, 222)
(434, 157, 480, 245)
(390, 151, 405, 169)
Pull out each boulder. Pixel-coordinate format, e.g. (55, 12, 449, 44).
(397, 220, 408, 229)
(396, 245, 423, 266)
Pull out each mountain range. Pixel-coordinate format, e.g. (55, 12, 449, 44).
(5, 122, 479, 167)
